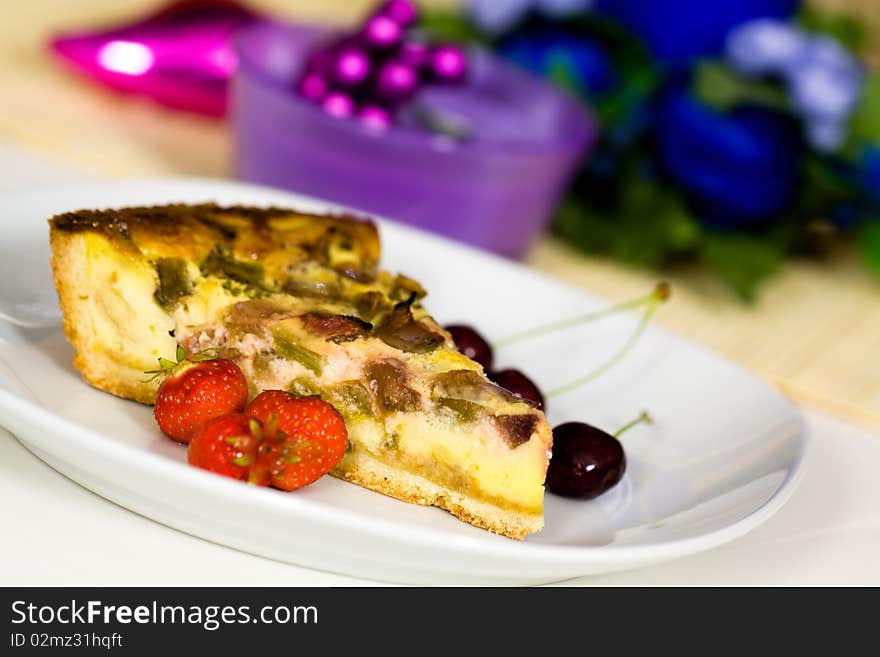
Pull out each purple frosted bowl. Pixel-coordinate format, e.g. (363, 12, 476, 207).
(231, 21, 597, 258)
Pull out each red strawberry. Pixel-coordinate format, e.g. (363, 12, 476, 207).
(188, 413, 262, 481)
(246, 390, 300, 425)
(151, 347, 249, 444)
(247, 390, 348, 491)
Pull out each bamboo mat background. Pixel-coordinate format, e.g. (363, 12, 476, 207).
(1, 0, 878, 429)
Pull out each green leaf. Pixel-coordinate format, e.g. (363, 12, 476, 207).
(849, 75, 880, 145)
(419, 9, 485, 44)
(189, 347, 220, 362)
(798, 7, 867, 54)
(692, 61, 789, 113)
(545, 52, 588, 99)
(860, 221, 880, 272)
(553, 178, 701, 268)
(554, 177, 792, 301)
(232, 454, 253, 467)
(794, 153, 862, 223)
(703, 233, 784, 302)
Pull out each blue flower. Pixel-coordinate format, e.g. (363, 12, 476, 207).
(656, 85, 802, 226)
(536, 0, 595, 17)
(595, 0, 800, 66)
(725, 21, 864, 153)
(787, 37, 862, 122)
(725, 19, 808, 75)
(500, 29, 614, 95)
(831, 203, 863, 230)
(468, 0, 593, 35)
(827, 145, 880, 229)
(858, 144, 880, 204)
(784, 36, 863, 152)
(468, 0, 532, 34)
(804, 116, 848, 153)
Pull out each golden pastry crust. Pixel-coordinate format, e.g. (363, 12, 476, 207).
(50, 227, 159, 404)
(333, 450, 542, 540)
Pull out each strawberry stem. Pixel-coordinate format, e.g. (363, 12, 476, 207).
(141, 344, 221, 383)
(545, 283, 670, 399)
(141, 355, 181, 383)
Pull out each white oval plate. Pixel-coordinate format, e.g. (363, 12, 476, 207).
(0, 178, 805, 585)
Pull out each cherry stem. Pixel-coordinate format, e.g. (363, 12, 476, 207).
(544, 283, 670, 399)
(493, 282, 670, 349)
(614, 411, 653, 438)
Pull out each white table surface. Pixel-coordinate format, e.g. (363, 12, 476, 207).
(2, 142, 878, 586)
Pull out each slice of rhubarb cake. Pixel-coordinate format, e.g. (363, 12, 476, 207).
(48, 204, 552, 539)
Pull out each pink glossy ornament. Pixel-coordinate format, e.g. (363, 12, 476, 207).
(297, 74, 329, 102)
(362, 15, 402, 49)
(399, 41, 431, 70)
(292, 0, 467, 128)
(376, 60, 419, 102)
(334, 47, 371, 87)
(377, 0, 419, 28)
(49, 0, 257, 116)
(358, 104, 392, 130)
(431, 45, 467, 83)
(322, 92, 356, 118)
(304, 48, 336, 76)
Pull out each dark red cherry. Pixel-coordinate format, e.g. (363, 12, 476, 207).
(546, 422, 625, 498)
(489, 368, 545, 411)
(445, 324, 494, 370)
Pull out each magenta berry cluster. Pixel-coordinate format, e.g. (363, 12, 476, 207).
(296, 0, 468, 129)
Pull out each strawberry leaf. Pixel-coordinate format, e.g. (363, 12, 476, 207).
(189, 347, 220, 362)
(233, 453, 254, 467)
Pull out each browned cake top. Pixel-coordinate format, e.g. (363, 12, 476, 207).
(50, 203, 381, 284)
